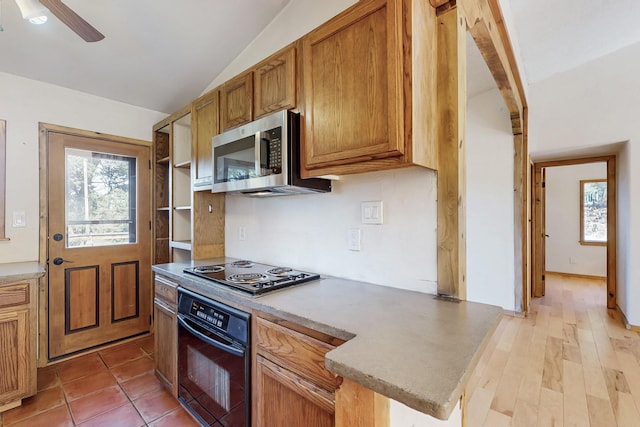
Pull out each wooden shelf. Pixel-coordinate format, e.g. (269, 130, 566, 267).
(157, 156, 170, 165)
(156, 237, 169, 241)
(170, 240, 192, 251)
(174, 160, 191, 169)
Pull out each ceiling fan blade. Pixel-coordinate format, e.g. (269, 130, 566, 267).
(39, 0, 104, 42)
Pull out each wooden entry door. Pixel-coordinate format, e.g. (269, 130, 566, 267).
(46, 129, 151, 359)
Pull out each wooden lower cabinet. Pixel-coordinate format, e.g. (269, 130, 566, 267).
(153, 275, 178, 397)
(0, 281, 37, 412)
(255, 355, 334, 427)
(253, 315, 342, 427)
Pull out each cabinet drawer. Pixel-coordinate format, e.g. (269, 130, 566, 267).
(0, 283, 30, 309)
(154, 276, 177, 307)
(256, 317, 339, 392)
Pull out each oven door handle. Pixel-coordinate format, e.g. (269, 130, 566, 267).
(177, 314, 246, 357)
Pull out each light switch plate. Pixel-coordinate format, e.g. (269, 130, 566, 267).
(361, 201, 383, 225)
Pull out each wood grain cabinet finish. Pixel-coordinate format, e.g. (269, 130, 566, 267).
(0, 280, 36, 412)
(254, 316, 342, 427)
(191, 89, 219, 190)
(220, 71, 254, 131)
(301, 0, 437, 177)
(153, 275, 177, 397)
(254, 45, 297, 118)
(255, 355, 335, 427)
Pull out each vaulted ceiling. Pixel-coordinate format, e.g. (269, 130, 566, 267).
(1, 0, 638, 113)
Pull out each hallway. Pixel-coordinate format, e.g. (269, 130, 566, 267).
(466, 275, 640, 426)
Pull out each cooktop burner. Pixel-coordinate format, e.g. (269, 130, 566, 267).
(183, 261, 320, 296)
(227, 273, 269, 284)
(192, 265, 225, 273)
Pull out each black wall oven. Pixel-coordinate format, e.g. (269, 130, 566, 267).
(177, 288, 250, 426)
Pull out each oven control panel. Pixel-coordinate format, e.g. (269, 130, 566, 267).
(190, 300, 230, 331)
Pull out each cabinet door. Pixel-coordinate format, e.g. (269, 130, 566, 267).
(220, 72, 253, 131)
(192, 90, 219, 190)
(302, 0, 404, 170)
(254, 45, 296, 118)
(255, 355, 334, 427)
(0, 310, 30, 406)
(153, 299, 177, 396)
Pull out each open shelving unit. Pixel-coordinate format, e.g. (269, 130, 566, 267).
(152, 97, 226, 266)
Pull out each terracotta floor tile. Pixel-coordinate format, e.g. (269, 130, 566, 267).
(3, 404, 73, 427)
(148, 407, 202, 427)
(110, 355, 154, 383)
(99, 342, 146, 369)
(136, 335, 154, 356)
(57, 353, 109, 384)
(2, 386, 66, 425)
(36, 366, 59, 392)
(76, 403, 145, 427)
(120, 371, 164, 400)
(63, 369, 117, 402)
(133, 388, 180, 422)
(68, 385, 129, 424)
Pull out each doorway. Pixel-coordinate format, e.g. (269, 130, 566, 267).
(531, 155, 616, 309)
(39, 124, 152, 361)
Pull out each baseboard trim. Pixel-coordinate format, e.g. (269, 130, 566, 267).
(545, 271, 606, 281)
(616, 304, 640, 332)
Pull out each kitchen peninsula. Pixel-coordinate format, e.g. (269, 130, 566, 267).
(153, 259, 502, 425)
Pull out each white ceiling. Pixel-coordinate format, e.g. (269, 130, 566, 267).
(0, 0, 290, 113)
(1, 0, 639, 113)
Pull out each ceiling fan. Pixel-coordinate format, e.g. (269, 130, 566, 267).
(15, 0, 104, 42)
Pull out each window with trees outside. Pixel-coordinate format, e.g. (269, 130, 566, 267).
(65, 148, 137, 248)
(580, 179, 607, 245)
(0, 119, 6, 241)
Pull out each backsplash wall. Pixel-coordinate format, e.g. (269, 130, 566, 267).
(225, 166, 438, 294)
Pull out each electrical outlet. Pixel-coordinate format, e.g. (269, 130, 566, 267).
(12, 211, 26, 228)
(570, 257, 577, 264)
(348, 228, 361, 251)
(238, 226, 246, 241)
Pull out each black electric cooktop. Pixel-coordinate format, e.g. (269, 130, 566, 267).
(183, 260, 320, 295)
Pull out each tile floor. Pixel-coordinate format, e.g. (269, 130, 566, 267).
(0, 335, 200, 427)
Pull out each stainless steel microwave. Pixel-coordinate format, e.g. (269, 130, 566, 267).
(212, 110, 331, 196)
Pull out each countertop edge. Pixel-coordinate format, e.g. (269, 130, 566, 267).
(0, 261, 46, 283)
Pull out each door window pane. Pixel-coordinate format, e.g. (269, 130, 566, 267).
(65, 148, 137, 247)
(581, 179, 607, 244)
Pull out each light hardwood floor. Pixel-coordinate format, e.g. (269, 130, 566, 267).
(465, 275, 640, 426)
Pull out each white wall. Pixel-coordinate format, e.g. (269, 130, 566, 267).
(528, 41, 640, 325)
(544, 163, 607, 277)
(0, 71, 165, 263)
(466, 89, 516, 311)
(225, 167, 438, 293)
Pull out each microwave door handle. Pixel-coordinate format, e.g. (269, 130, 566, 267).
(177, 314, 245, 357)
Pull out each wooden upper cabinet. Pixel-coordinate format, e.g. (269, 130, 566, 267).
(191, 89, 219, 190)
(254, 45, 297, 118)
(220, 71, 253, 131)
(301, 0, 437, 177)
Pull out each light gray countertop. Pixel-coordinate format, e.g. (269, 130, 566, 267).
(0, 261, 46, 284)
(152, 259, 502, 420)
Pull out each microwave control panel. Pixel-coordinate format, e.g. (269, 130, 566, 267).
(262, 127, 282, 173)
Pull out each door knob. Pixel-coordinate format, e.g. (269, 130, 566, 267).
(52, 257, 73, 265)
